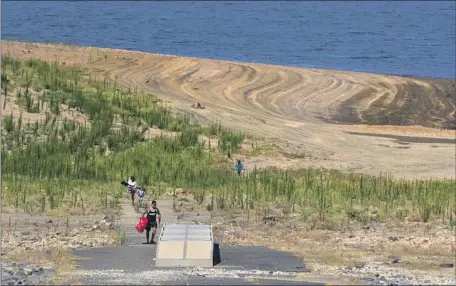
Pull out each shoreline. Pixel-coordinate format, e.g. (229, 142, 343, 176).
(2, 40, 455, 179)
(4, 39, 455, 82)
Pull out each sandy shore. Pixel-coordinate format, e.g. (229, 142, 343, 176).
(2, 40, 455, 179)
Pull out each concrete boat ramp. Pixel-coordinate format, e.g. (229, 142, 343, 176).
(70, 200, 349, 285)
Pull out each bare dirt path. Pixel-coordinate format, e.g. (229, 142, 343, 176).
(117, 199, 177, 246)
(2, 41, 455, 179)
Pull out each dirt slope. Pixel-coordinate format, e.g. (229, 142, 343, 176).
(2, 41, 455, 179)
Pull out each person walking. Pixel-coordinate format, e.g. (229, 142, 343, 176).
(127, 176, 137, 206)
(142, 200, 161, 244)
(236, 159, 244, 176)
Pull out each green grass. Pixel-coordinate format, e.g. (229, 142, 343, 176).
(1, 57, 455, 226)
(0, 57, 245, 213)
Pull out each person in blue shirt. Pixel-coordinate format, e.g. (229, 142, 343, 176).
(236, 159, 244, 176)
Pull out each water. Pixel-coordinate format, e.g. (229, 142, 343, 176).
(2, 1, 455, 79)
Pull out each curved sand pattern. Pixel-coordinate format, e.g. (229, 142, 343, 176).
(2, 41, 455, 179)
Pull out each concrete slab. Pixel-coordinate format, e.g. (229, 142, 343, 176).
(186, 241, 213, 259)
(156, 241, 185, 259)
(155, 223, 214, 268)
(161, 234, 211, 240)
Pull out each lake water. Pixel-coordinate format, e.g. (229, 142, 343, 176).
(2, 1, 455, 79)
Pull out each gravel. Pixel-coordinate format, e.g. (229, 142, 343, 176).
(72, 268, 311, 285)
(314, 261, 456, 285)
(1, 261, 54, 285)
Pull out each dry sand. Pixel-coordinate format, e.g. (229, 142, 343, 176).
(2, 40, 455, 179)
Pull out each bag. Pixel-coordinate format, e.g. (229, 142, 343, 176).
(136, 217, 149, 233)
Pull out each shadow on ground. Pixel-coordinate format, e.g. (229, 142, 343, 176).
(213, 242, 221, 266)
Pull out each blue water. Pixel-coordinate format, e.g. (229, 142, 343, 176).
(2, 1, 455, 79)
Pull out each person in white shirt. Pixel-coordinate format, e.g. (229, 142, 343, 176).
(127, 176, 137, 206)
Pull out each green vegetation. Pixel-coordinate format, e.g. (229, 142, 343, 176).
(1, 57, 455, 227)
(0, 57, 244, 214)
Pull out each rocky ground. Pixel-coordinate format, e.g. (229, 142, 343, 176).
(1, 261, 53, 286)
(2, 190, 454, 285)
(171, 190, 456, 286)
(1, 212, 121, 285)
(322, 261, 455, 285)
(212, 220, 455, 286)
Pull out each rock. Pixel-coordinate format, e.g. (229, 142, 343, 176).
(439, 263, 454, 268)
(4, 266, 15, 272)
(174, 188, 187, 196)
(21, 231, 30, 236)
(12, 276, 20, 281)
(388, 236, 399, 242)
(23, 268, 33, 275)
(262, 215, 276, 223)
(392, 257, 399, 263)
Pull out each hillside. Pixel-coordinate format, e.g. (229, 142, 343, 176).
(2, 40, 455, 179)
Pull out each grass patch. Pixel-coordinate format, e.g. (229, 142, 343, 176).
(1, 57, 245, 214)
